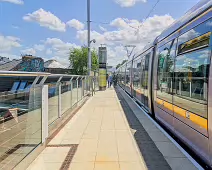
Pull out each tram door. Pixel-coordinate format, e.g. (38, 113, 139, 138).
(154, 39, 176, 130)
(173, 19, 211, 163)
(140, 52, 151, 111)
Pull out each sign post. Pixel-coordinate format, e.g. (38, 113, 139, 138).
(98, 47, 107, 91)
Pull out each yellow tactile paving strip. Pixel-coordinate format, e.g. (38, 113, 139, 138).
(26, 88, 147, 170)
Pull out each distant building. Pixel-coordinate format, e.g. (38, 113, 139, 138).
(0, 59, 21, 71)
(12, 55, 45, 72)
(44, 59, 70, 74)
(0, 55, 71, 74)
(0, 57, 10, 65)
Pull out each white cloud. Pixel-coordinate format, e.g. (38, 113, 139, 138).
(21, 48, 36, 56)
(0, 0, 23, 5)
(45, 38, 80, 66)
(99, 26, 107, 32)
(66, 19, 85, 30)
(23, 8, 66, 32)
(77, 15, 174, 47)
(45, 38, 79, 51)
(34, 44, 45, 51)
(76, 14, 174, 65)
(21, 48, 36, 55)
(77, 30, 107, 46)
(110, 18, 130, 28)
(115, 0, 146, 7)
(0, 53, 20, 60)
(0, 35, 21, 51)
(107, 46, 127, 65)
(46, 49, 52, 55)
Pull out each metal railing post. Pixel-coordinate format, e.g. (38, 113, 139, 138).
(190, 81, 192, 98)
(86, 76, 88, 95)
(58, 82, 62, 118)
(93, 77, 95, 95)
(42, 85, 48, 143)
(71, 78, 73, 107)
(81, 77, 84, 99)
(76, 77, 79, 102)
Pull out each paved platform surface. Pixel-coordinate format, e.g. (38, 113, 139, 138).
(26, 87, 199, 170)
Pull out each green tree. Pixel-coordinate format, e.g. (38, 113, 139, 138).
(116, 59, 128, 69)
(69, 47, 99, 75)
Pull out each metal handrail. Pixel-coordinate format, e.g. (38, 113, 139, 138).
(0, 71, 50, 76)
(0, 71, 88, 78)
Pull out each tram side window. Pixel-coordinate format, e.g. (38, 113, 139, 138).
(140, 55, 145, 103)
(173, 19, 211, 119)
(137, 59, 141, 89)
(123, 66, 126, 85)
(144, 53, 150, 91)
(120, 67, 125, 85)
(135, 58, 142, 89)
(133, 59, 138, 89)
(140, 55, 145, 91)
(126, 63, 131, 86)
(157, 39, 176, 102)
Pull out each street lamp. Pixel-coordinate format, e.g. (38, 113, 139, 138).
(90, 39, 96, 44)
(87, 0, 91, 75)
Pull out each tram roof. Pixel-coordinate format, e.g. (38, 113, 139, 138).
(157, 0, 212, 42)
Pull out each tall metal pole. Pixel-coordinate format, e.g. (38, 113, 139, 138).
(87, 0, 91, 75)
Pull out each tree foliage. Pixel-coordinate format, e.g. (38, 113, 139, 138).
(116, 59, 128, 69)
(69, 47, 99, 75)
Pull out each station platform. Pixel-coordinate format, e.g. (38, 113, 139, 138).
(26, 87, 200, 170)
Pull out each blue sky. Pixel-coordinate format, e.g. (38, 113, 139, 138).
(0, 0, 200, 66)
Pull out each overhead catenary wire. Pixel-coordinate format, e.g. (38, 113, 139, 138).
(84, 20, 139, 30)
(135, 0, 160, 35)
(87, 0, 160, 35)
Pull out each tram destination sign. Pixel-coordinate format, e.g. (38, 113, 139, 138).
(98, 47, 107, 68)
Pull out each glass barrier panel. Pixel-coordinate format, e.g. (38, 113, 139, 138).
(61, 82, 72, 114)
(48, 84, 59, 125)
(78, 79, 82, 101)
(0, 85, 42, 169)
(95, 76, 99, 92)
(72, 80, 78, 106)
(84, 78, 88, 96)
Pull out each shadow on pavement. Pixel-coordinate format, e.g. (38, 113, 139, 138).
(115, 87, 171, 170)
